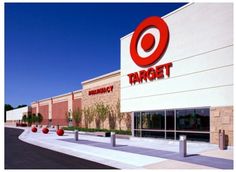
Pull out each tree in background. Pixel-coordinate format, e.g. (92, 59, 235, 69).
(95, 102, 109, 129)
(95, 111, 100, 129)
(125, 113, 132, 130)
(37, 113, 43, 124)
(83, 106, 94, 128)
(116, 99, 125, 130)
(4, 104, 14, 122)
(87, 107, 95, 128)
(108, 106, 116, 130)
(22, 114, 27, 123)
(65, 110, 73, 126)
(73, 108, 82, 127)
(27, 113, 33, 126)
(32, 114, 37, 124)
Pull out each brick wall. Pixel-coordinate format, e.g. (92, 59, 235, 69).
(39, 105, 49, 125)
(32, 107, 36, 114)
(52, 101, 68, 126)
(210, 106, 233, 146)
(73, 98, 82, 111)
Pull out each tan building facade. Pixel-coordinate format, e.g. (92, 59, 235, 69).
(210, 106, 233, 145)
(81, 70, 131, 130)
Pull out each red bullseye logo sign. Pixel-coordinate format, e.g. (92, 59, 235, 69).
(128, 16, 173, 85)
(130, 16, 169, 67)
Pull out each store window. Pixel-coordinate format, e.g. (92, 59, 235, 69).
(141, 111, 164, 129)
(166, 110, 174, 130)
(134, 112, 141, 129)
(176, 108, 209, 131)
(142, 131, 165, 139)
(133, 107, 210, 142)
(176, 132, 210, 142)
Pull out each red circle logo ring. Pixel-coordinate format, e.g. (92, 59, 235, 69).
(130, 16, 169, 67)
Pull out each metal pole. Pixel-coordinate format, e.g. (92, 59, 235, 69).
(111, 132, 116, 147)
(131, 112, 134, 137)
(75, 130, 79, 141)
(179, 135, 187, 157)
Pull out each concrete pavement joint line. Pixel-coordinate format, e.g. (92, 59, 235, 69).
(18, 129, 165, 169)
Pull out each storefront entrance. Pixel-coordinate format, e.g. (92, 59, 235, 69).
(133, 107, 210, 142)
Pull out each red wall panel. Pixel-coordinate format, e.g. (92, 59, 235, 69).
(32, 107, 36, 114)
(52, 101, 68, 126)
(39, 105, 49, 125)
(73, 98, 82, 111)
(72, 98, 82, 126)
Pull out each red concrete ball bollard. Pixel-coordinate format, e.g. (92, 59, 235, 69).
(42, 127, 49, 134)
(31, 127, 37, 133)
(57, 129, 64, 136)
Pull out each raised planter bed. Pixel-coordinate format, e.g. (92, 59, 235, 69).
(95, 132, 111, 137)
(16, 123, 27, 127)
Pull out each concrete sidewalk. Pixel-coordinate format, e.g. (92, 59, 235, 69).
(7, 125, 233, 169)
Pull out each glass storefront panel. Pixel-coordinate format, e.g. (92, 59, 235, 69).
(176, 108, 209, 131)
(134, 112, 141, 129)
(142, 131, 165, 139)
(195, 108, 210, 131)
(133, 107, 210, 142)
(176, 132, 210, 142)
(166, 110, 174, 130)
(166, 132, 175, 140)
(134, 130, 141, 137)
(141, 111, 165, 129)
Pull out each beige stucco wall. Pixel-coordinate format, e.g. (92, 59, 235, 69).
(81, 71, 131, 130)
(82, 80, 120, 129)
(73, 90, 82, 99)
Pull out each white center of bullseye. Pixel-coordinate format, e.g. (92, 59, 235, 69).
(137, 27, 160, 58)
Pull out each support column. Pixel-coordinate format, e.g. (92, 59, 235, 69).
(36, 101, 39, 114)
(49, 98, 53, 120)
(131, 112, 134, 137)
(68, 93, 73, 113)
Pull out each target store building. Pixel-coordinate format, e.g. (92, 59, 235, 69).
(29, 3, 233, 145)
(120, 3, 233, 145)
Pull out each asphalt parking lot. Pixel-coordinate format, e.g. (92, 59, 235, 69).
(5, 127, 116, 169)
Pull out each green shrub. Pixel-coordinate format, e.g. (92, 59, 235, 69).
(63, 126, 131, 135)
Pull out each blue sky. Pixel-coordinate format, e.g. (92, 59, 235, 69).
(5, 3, 186, 107)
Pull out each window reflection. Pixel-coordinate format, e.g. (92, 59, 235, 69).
(133, 108, 210, 142)
(176, 108, 209, 131)
(134, 112, 141, 129)
(141, 111, 164, 129)
(166, 110, 174, 130)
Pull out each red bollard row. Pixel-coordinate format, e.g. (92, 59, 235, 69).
(31, 126, 64, 136)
